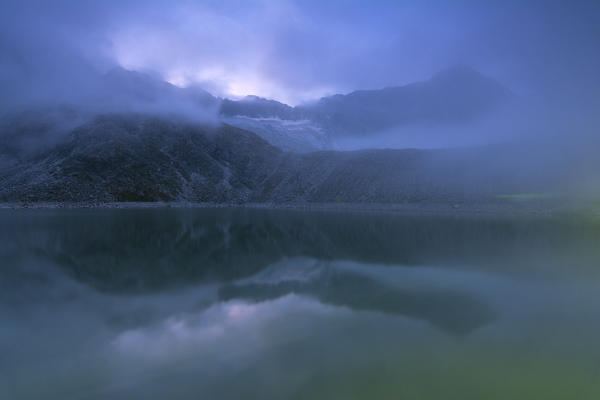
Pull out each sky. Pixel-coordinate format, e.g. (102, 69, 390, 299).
(1, 0, 599, 106)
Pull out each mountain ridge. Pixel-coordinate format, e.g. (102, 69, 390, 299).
(0, 113, 552, 205)
(220, 66, 513, 144)
(1, 65, 512, 154)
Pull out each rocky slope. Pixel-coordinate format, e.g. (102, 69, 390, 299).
(0, 113, 547, 204)
(0, 114, 280, 202)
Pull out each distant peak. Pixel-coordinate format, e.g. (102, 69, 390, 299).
(103, 67, 167, 85)
(431, 65, 485, 80)
(242, 95, 265, 101)
(240, 95, 284, 104)
(238, 95, 291, 107)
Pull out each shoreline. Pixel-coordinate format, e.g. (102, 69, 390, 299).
(0, 200, 592, 218)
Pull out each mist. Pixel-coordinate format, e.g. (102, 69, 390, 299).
(4, 3, 600, 398)
(1, 0, 600, 201)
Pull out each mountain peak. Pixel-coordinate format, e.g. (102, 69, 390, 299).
(429, 65, 510, 96)
(431, 65, 483, 81)
(241, 95, 265, 102)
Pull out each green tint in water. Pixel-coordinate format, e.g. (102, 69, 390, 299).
(1, 208, 600, 399)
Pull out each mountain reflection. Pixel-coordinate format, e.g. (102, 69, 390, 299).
(220, 260, 496, 335)
(2, 207, 599, 294)
(4, 208, 600, 400)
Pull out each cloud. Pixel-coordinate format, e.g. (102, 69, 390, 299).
(1, 0, 599, 108)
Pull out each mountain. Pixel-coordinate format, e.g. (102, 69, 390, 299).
(102, 67, 218, 107)
(0, 106, 87, 170)
(295, 65, 512, 136)
(0, 113, 554, 204)
(220, 95, 296, 120)
(218, 66, 512, 145)
(97, 72, 331, 153)
(99, 67, 220, 117)
(219, 96, 331, 153)
(221, 115, 331, 153)
(0, 114, 280, 202)
(0, 68, 544, 205)
(4, 66, 509, 155)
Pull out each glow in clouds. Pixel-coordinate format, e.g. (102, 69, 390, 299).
(164, 68, 273, 100)
(162, 67, 332, 105)
(108, 1, 340, 105)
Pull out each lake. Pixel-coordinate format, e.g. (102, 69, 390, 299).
(2, 207, 600, 399)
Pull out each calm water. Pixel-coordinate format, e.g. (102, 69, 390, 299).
(2, 208, 600, 399)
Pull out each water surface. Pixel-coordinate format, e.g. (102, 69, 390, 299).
(2, 208, 600, 399)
